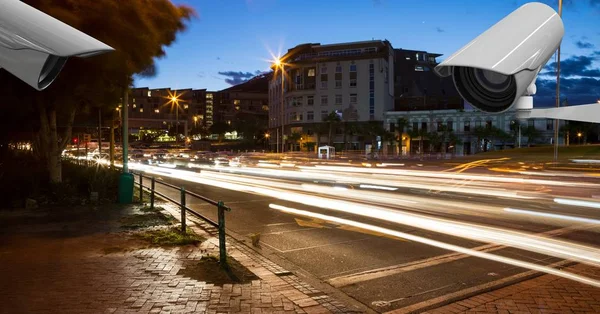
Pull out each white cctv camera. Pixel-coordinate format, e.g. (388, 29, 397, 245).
(434, 2, 564, 113)
(0, 0, 114, 91)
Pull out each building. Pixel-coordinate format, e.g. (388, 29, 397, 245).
(384, 106, 565, 156)
(125, 87, 217, 140)
(216, 72, 271, 140)
(393, 49, 463, 111)
(268, 40, 395, 152)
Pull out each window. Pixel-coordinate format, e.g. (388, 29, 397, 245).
(133, 98, 135, 103)
(335, 65, 342, 73)
(413, 122, 419, 131)
(321, 110, 328, 121)
(234, 99, 240, 105)
(320, 66, 327, 74)
(308, 68, 316, 77)
(528, 120, 535, 127)
(415, 66, 424, 72)
(447, 121, 453, 131)
(350, 93, 357, 104)
(321, 81, 328, 89)
(139, 108, 143, 113)
(335, 94, 342, 105)
(464, 121, 471, 132)
(389, 123, 396, 133)
(297, 113, 303, 121)
(307, 111, 314, 121)
(235, 106, 240, 110)
(486, 120, 493, 129)
(295, 96, 303, 106)
(546, 119, 553, 130)
(147, 91, 151, 97)
(421, 122, 428, 131)
(350, 79, 357, 87)
(350, 64, 357, 72)
(133, 104, 136, 108)
(307, 96, 314, 106)
(335, 80, 342, 88)
(320, 95, 328, 106)
(475, 121, 482, 128)
(154, 109, 159, 113)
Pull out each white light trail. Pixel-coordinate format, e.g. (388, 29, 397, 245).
(270, 204, 600, 288)
(555, 198, 600, 209)
(505, 208, 600, 224)
(359, 184, 398, 191)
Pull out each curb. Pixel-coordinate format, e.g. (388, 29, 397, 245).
(385, 259, 576, 314)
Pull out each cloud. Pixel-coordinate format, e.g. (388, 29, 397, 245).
(436, 27, 445, 33)
(576, 41, 595, 49)
(218, 70, 263, 85)
(540, 53, 600, 78)
(535, 52, 600, 106)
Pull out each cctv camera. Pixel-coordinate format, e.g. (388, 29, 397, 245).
(434, 2, 564, 113)
(0, 0, 114, 91)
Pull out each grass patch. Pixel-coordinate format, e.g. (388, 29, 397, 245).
(137, 227, 204, 246)
(139, 205, 164, 213)
(178, 254, 259, 285)
(120, 211, 175, 229)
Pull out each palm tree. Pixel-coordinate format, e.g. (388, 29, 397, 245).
(447, 132, 461, 158)
(427, 131, 442, 157)
(287, 132, 302, 151)
(342, 121, 360, 152)
(323, 111, 341, 146)
(408, 128, 428, 160)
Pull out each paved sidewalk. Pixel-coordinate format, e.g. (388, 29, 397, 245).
(423, 263, 600, 314)
(0, 204, 363, 314)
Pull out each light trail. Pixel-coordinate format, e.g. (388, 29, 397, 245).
(505, 208, 600, 224)
(270, 204, 600, 288)
(128, 164, 600, 267)
(555, 198, 600, 209)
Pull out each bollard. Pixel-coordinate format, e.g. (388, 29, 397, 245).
(150, 177, 155, 210)
(180, 187, 186, 233)
(217, 201, 231, 265)
(139, 175, 143, 202)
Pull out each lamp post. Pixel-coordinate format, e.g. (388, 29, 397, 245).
(265, 133, 270, 150)
(273, 58, 285, 154)
(553, 0, 563, 162)
(577, 132, 582, 145)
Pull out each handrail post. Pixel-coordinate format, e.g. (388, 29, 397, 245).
(150, 177, 155, 210)
(180, 187, 186, 233)
(139, 174, 143, 202)
(217, 201, 231, 266)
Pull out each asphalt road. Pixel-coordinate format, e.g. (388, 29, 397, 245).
(132, 162, 600, 313)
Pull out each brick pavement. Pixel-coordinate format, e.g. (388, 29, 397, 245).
(423, 263, 600, 314)
(0, 204, 363, 314)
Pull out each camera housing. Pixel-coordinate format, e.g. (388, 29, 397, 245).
(0, 0, 113, 90)
(434, 2, 564, 113)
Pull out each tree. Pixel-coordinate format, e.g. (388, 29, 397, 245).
(323, 111, 341, 146)
(473, 126, 492, 152)
(233, 112, 266, 144)
(342, 121, 360, 151)
(522, 126, 541, 146)
(408, 128, 428, 160)
(427, 131, 442, 155)
(0, 0, 196, 183)
(287, 132, 302, 151)
(447, 132, 461, 158)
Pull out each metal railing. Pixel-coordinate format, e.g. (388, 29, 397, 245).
(133, 172, 231, 265)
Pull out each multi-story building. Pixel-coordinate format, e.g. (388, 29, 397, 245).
(217, 72, 271, 134)
(126, 87, 213, 139)
(268, 40, 395, 151)
(384, 106, 565, 156)
(393, 49, 463, 111)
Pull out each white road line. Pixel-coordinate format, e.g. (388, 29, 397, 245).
(326, 225, 584, 288)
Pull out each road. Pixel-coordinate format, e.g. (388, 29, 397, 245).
(130, 161, 600, 313)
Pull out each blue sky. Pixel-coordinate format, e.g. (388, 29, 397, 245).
(134, 0, 600, 106)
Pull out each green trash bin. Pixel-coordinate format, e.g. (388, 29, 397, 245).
(118, 173, 134, 204)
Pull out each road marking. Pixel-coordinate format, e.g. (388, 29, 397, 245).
(279, 238, 371, 253)
(326, 225, 584, 288)
(295, 217, 329, 229)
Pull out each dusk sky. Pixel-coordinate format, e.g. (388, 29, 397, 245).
(134, 0, 600, 106)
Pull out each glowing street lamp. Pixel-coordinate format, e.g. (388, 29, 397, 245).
(271, 56, 287, 154)
(166, 90, 184, 144)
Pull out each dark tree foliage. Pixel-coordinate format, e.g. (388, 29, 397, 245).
(0, 0, 196, 183)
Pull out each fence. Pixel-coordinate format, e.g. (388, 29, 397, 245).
(132, 172, 231, 265)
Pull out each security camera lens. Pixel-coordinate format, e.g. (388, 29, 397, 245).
(38, 55, 68, 90)
(453, 67, 517, 113)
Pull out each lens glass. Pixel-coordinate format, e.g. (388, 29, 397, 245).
(474, 69, 512, 93)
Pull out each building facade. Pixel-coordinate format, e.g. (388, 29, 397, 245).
(268, 40, 395, 151)
(393, 49, 463, 111)
(384, 107, 565, 157)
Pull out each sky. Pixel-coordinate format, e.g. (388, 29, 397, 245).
(134, 0, 600, 107)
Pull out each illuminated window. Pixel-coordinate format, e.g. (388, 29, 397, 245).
(262, 105, 268, 111)
(154, 109, 160, 113)
(147, 91, 151, 97)
(133, 104, 136, 108)
(133, 98, 136, 103)
(184, 104, 189, 109)
(227, 120, 231, 125)
(139, 108, 144, 113)
(234, 99, 240, 105)
(235, 106, 240, 110)
(308, 69, 315, 77)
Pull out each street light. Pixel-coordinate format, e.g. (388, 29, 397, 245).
(166, 91, 183, 144)
(577, 132, 582, 145)
(265, 133, 270, 150)
(272, 56, 286, 154)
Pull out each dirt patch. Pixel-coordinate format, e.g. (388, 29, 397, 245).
(178, 255, 258, 285)
(136, 227, 204, 246)
(119, 211, 175, 229)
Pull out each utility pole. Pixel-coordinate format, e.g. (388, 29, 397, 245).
(553, 0, 563, 162)
(98, 107, 102, 156)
